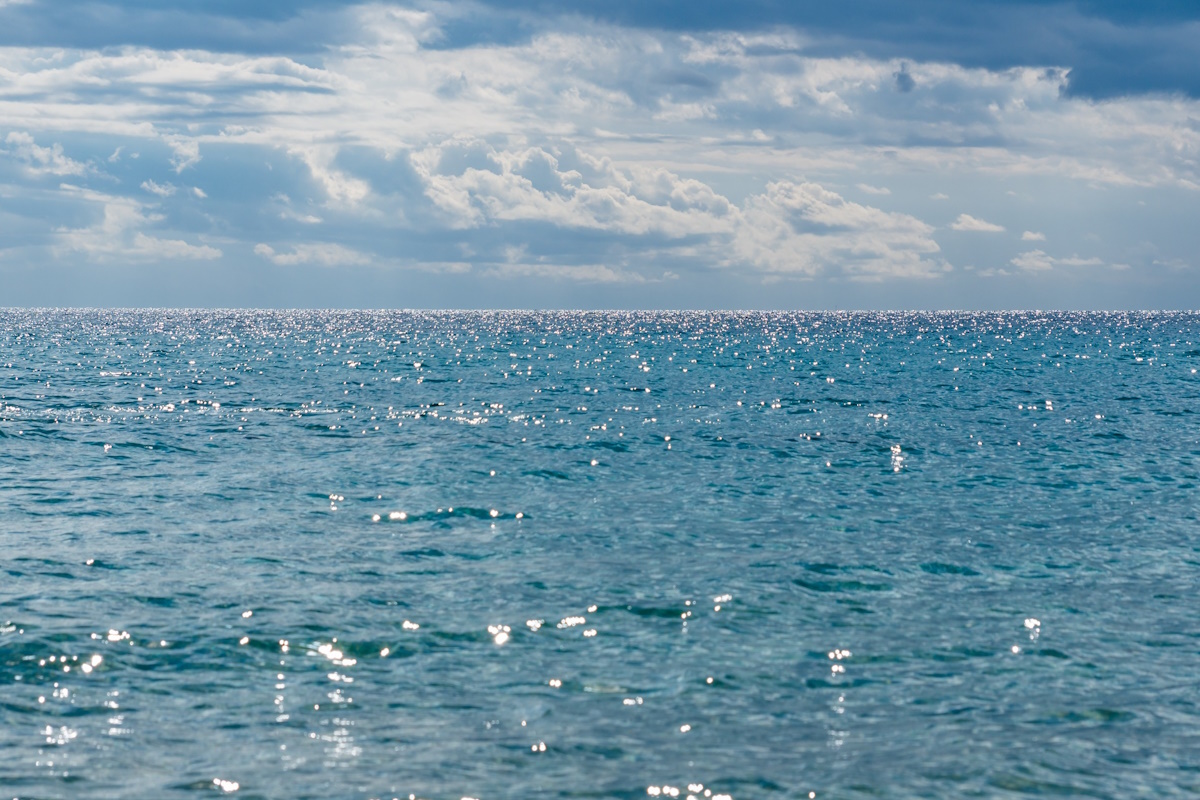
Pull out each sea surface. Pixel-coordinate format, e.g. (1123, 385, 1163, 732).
(1, 310, 1198, 800)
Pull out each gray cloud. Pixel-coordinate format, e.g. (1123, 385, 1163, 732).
(0, 4, 1196, 307)
(6, 0, 1196, 100)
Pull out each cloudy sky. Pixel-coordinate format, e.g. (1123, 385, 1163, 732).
(1, 0, 1198, 308)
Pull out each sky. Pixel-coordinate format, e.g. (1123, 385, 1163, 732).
(0, 0, 1198, 309)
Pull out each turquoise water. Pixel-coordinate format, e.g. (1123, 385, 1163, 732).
(2, 310, 1198, 799)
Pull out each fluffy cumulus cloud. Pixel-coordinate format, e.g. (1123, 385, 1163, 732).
(416, 143, 733, 237)
(412, 140, 940, 279)
(4, 132, 89, 176)
(732, 182, 943, 279)
(950, 214, 1005, 232)
(0, 1, 1196, 305)
(54, 184, 221, 262)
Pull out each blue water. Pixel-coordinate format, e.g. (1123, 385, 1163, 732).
(2, 310, 1199, 799)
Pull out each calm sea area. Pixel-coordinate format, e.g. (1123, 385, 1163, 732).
(1, 310, 1198, 799)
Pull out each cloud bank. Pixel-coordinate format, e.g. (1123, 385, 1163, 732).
(0, 1, 1196, 306)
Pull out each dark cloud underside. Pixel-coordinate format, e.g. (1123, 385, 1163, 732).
(0, 0, 1197, 98)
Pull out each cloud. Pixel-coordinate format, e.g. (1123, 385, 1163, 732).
(279, 208, 322, 224)
(141, 179, 176, 197)
(417, 142, 734, 237)
(55, 184, 221, 261)
(1061, 255, 1104, 267)
(167, 138, 201, 173)
(291, 146, 369, 205)
(451, 0, 1200, 100)
(3, 0, 1198, 100)
(411, 139, 944, 280)
(4, 132, 88, 176)
(1010, 249, 1102, 272)
(192, 186, 207, 198)
(1021, 230, 1046, 241)
(731, 181, 944, 279)
(1010, 249, 1053, 272)
(254, 242, 370, 266)
(950, 213, 1005, 232)
(1, 15, 1197, 194)
(0, 4, 1195, 304)
(129, 232, 221, 260)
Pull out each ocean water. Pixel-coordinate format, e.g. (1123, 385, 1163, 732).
(1, 310, 1198, 800)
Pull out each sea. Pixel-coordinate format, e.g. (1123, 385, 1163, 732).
(1, 310, 1198, 799)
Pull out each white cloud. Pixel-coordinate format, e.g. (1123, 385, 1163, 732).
(290, 146, 369, 205)
(0, 7, 1195, 290)
(192, 186, 207, 198)
(55, 184, 221, 261)
(5, 132, 88, 176)
(0, 12, 1192, 198)
(0, 20, 1191, 206)
(141, 179, 176, 197)
(1010, 249, 1054, 271)
(1010, 249, 1103, 272)
(417, 142, 733, 237)
(254, 242, 370, 266)
(280, 209, 322, 224)
(129, 232, 221, 260)
(414, 140, 940, 279)
(167, 138, 201, 173)
(731, 181, 944, 279)
(1021, 230, 1046, 241)
(950, 213, 1006, 232)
